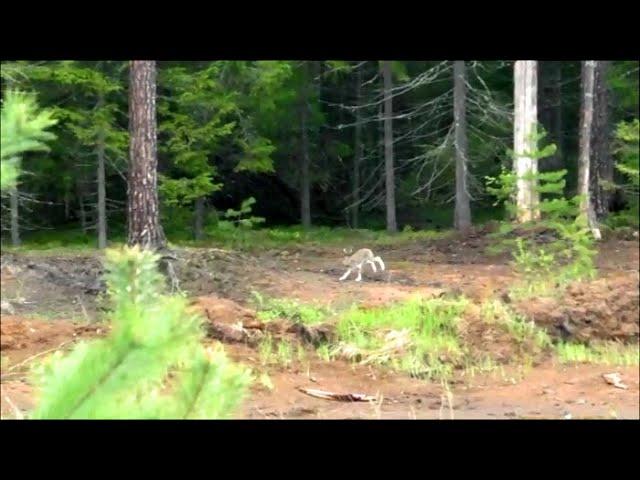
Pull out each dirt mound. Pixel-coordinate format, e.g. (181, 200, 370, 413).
(1, 253, 104, 294)
(515, 275, 640, 343)
(0, 316, 103, 369)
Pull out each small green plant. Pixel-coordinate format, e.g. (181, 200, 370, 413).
(316, 344, 332, 362)
(608, 119, 640, 229)
(252, 293, 332, 325)
(257, 334, 299, 368)
(485, 131, 597, 296)
(1, 89, 57, 191)
(258, 372, 274, 391)
(480, 299, 552, 355)
(556, 341, 639, 366)
(28, 246, 252, 419)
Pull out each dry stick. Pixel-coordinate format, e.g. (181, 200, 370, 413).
(2, 394, 25, 419)
(6, 340, 73, 373)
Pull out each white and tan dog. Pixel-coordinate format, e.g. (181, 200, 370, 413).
(339, 248, 385, 282)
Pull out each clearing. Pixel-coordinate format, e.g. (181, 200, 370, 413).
(1, 228, 638, 419)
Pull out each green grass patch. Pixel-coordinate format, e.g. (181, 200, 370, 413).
(330, 296, 469, 380)
(251, 292, 333, 325)
(556, 341, 639, 366)
(257, 334, 306, 368)
(480, 299, 552, 354)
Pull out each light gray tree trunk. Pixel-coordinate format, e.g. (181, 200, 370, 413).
(453, 61, 472, 232)
(513, 60, 540, 223)
(382, 61, 397, 233)
(578, 60, 601, 240)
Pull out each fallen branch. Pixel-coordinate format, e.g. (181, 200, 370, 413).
(2, 394, 24, 419)
(297, 387, 377, 402)
(7, 341, 72, 373)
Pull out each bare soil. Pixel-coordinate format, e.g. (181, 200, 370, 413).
(1, 233, 638, 419)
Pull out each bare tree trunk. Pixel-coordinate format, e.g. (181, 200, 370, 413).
(10, 187, 20, 246)
(591, 60, 613, 219)
(578, 60, 601, 240)
(382, 61, 397, 233)
(78, 183, 88, 233)
(300, 95, 312, 229)
(96, 95, 107, 249)
(127, 60, 166, 249)
(64, 192, 70, 221)
(194, 197, 204, 241)
(352, 66, 363, 229)
(453, 61, 472, 232)
(513, 60, 540, 223)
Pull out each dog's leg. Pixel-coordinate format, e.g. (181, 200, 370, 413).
(339, 268, 352, 281)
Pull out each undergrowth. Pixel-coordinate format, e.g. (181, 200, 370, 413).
(251, 292, 332, 325)
(27, 246, 252, 419)
(556, 341, 639, 366)
(329, 296, 469, 380)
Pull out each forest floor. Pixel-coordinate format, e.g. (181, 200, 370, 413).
(1, 227, 639, 419)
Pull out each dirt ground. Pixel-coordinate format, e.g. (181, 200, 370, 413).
(1, 232, 638, 419)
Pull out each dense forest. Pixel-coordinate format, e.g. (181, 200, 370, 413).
(1, 61, 638, 247)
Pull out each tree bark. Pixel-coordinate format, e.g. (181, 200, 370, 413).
(78, 182, 88, 233)
(578, 60, 601, 240)
(382, 61, 397, 233)
(591, 60, 613, 219)
(96, 94, 107, 249)
(453, 61, 472, 232)
(194, 196, 204, 241)
(300, 97, 312, 229)
(513, 60, 540, 223)
(10, 187, 20, 246)
(127, 60, 166, 249)
(351, 66, 363, 229)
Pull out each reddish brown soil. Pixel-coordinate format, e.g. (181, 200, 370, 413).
(1, 235, 638, 419)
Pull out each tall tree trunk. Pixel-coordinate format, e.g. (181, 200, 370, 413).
(127, 60, 166, 249)
(10, 187, 20, 246)
(382, 61, 397, 233)
(453, 61, 472, 232)
(578, 60, 602, 240)
(300, 96, 312, 229)
(591, 60, 613, 219)
(64, 191, 70, 221)
(96, 94, 107, 249)
(513, 60, 540, 223)
(194, 197, 204, 241)
(352, 66, 363, 229)
(299, 63, 312, 229)
(538, 61, 563, 170)
(78, 182, 87, 233)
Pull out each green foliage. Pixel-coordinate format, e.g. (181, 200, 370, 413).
(614, 119, 639, 198)
(252, 292, 332, 325)
(485, 133, 597, 292)
(1, 90, 57, 190)
(556, 341, 639, 366)
(29, 246, 251, 419)
(332, 297, 468, 380)
(221, 197, 265, 229)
